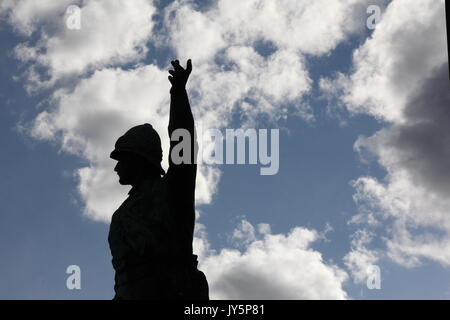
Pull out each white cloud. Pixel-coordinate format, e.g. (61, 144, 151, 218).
(0, 0, 73, 36)
(352, 156, 450, 268)
(343, 229, 379, 283)
(231, 220, 257, 245)
(162, 2, 226, 64)
(164, 0, 383, 60)
(190, 45, 313, 126)
(257, 223, 271, 235)
(320, 0, 447, 123)
(321, 0, 450, 269)
(195, 220, 348, 299)
(350, 66, 450, 268)
(4, 0, 156, 86)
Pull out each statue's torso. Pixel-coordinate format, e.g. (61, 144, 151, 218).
(108, 177, 175, 298)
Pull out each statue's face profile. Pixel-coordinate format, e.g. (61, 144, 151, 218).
(113, 152, 148, 185)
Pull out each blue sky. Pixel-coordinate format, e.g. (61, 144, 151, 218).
(0, 0, 449, 299)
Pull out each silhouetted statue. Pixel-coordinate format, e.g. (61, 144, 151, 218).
(108, 59, 209, 300)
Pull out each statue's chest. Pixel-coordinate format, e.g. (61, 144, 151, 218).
(108, 193, 162, 250)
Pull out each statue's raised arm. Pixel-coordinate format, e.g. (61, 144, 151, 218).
(167, 59, 197, 168)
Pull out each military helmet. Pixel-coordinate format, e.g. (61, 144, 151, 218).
(110, 123, 165, 176)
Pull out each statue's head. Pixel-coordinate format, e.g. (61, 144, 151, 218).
(110, 123, 165, 185)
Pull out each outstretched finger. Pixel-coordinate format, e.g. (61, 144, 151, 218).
(171, 60, 183, 71)
(168, 75, 174, 84)
(186, 59, 192, 74)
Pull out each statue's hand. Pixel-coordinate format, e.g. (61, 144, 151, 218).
(168, 59, 192, 90)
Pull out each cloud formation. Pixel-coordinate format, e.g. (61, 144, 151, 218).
(195, 220, 348, 299)
(321, 0, 450, 273)
(320, 0, 447, 123)
(4, 0, 156, 87)
(163, 0, 375, 60)
(343, 229, 379, 283)
(353, 64, 450, 267)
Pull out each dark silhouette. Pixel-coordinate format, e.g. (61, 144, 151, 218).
(108, 59, 209, 300)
